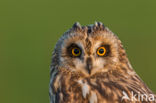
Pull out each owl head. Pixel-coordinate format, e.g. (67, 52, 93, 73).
(52, 22, 128, 77)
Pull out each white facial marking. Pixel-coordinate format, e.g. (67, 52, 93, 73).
(78, 80, 90, 98)
(89, 91, 97, 103)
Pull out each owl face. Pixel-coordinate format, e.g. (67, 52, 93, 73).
(50, 22, 154, 103)
(56, 23, 121, 76)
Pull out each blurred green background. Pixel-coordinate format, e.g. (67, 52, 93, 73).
(0, 0, 156, 103)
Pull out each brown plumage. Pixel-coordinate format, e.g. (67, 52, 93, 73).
(49, 22, 156, 103)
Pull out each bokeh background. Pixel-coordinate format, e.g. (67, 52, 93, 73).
(0, 0, 156, 103)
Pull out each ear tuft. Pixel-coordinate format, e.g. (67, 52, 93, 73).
(72, 22, 82, 30)
(93, 21, 105, 30)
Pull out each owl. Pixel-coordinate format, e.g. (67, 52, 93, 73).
(49, 22, 156, 103)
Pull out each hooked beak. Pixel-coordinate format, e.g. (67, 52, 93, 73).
(86, 57, 93, 74)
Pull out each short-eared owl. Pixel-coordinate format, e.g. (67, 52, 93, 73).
(49, 22, 155, 103)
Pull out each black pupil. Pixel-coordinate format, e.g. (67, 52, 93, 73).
(74, 49, 79, 54)
(99, 49, 104, 54)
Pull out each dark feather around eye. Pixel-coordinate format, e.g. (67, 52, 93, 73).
(67, 43, 81, 57)
(100, 45, 110, 57)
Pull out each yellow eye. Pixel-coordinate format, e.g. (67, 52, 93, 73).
(72, 48, 81, 57)
(97, 47, 106, 56)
